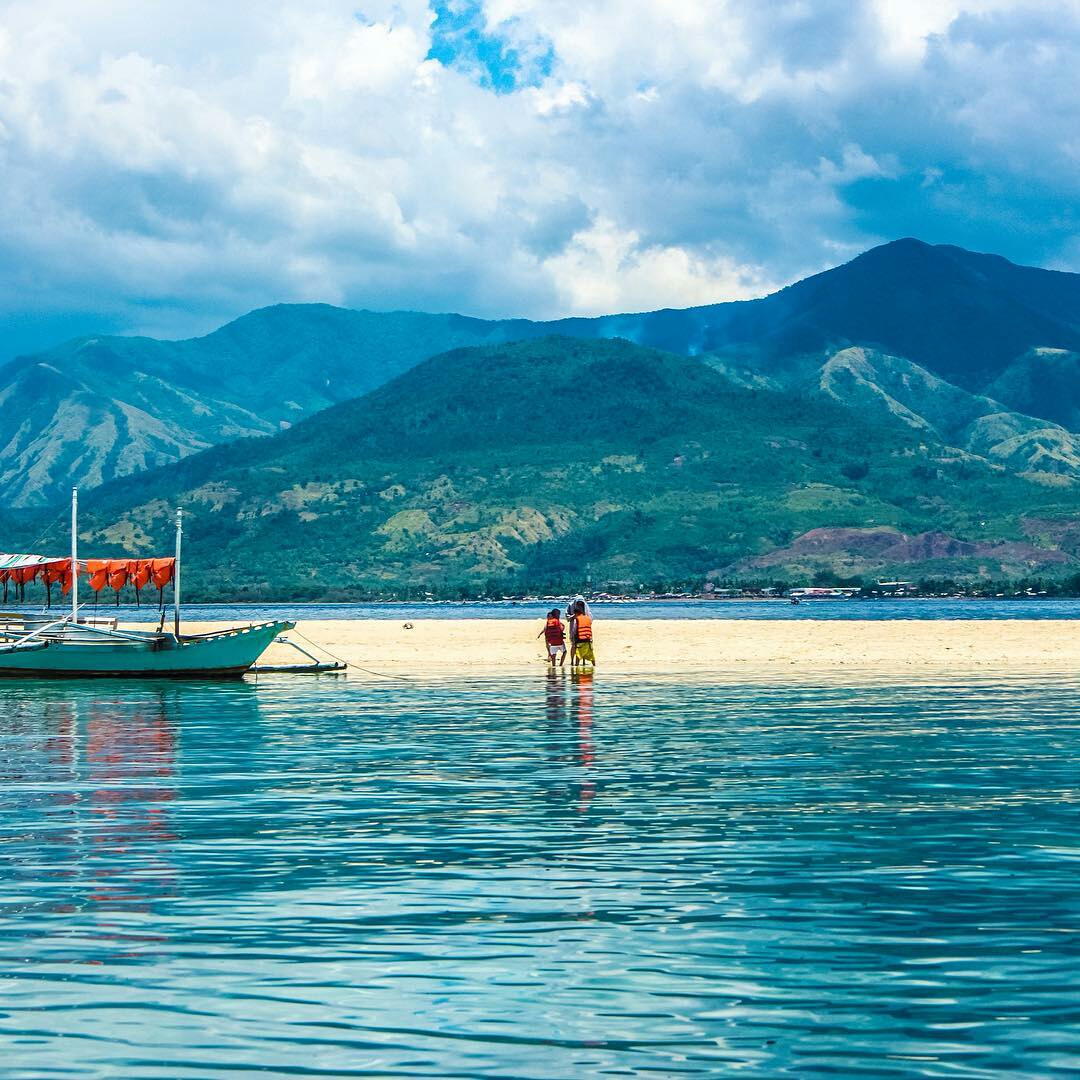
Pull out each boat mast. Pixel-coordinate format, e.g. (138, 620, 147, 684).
(70, 487, 78, 623)
(174, 508, 183, 639)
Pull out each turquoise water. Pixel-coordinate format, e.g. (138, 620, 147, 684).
(65, 597, 1080, 622)
(2, 673, 1078, 1077)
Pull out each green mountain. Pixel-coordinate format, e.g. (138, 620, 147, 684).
(985, 348, 1080, 430)
(22, 336, 1080, 598)
(0, 307, 533, 506)
(815, 347, 1080, 478)
(663, 238, 1080, 391)
(5, 238, 1080, 507)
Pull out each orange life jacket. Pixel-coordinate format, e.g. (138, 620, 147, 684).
(150, 559, 175, 590)
(42, 563, 69, 586)
(544, 617, 565, 645)
(129, 560, 151, 607)
(85, 559, 110, 593)
(575, 612, 593, 641)
(41, 562, 69, 608)
(131, 561, 152, 591)
(106, 560, 129, 593)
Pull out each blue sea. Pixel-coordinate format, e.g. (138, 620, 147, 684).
(76, 596, 1080, 623)
(2, 671, 1078, 1077)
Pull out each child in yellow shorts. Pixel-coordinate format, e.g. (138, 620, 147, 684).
(571, 600, 595, 667)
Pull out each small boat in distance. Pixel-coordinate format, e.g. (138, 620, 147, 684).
(0, 489, 292, 678)
(787, 586, 860, 600)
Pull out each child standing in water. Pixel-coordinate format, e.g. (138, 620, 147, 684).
(538, 608, 567, 667)
(565, 595, 590, 668)
(571, 600, 595, 667)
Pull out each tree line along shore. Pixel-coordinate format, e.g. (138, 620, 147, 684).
(177, 577, 1080, 604)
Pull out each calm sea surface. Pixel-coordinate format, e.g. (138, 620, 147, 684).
(2, 673, 1078, 1078)
(94, 597, 1080, 622)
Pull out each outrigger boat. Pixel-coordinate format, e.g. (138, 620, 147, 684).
(0, 489, 292, 678)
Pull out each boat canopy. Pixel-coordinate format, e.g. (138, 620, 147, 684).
(0, 553, 175, 606)
(0, 554, 69, 572)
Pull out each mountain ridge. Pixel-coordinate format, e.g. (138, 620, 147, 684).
(10, 334, 1080, 599)
(4, 238, 1080, 506)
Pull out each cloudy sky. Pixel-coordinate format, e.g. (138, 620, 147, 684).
(0, 0, 1077, 358)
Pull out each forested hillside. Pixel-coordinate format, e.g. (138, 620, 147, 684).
(4, 238, 1080, 507)
(15, 337, 1080, 599)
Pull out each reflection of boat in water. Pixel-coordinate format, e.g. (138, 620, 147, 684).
(0, 489, 291, 678)
(1, 681, 265, 926)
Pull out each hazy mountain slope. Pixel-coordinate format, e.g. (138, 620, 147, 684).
(0, 307, 536, 505)
(16, 337, 1078, 599)
(819, 346, 992, 435)
(818, 346, 1080, 479)
(580, 239, 1080, 390)
(169, 305, 536, 419)
(984, 348, 1080, 430)
(733, 240, 1080, 388)
(5, 237, 1079, 507)
(725, 525, 1071, 583)
(0, 355, 272, 505)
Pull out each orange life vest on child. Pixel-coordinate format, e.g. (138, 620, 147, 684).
(575, 612, 593, 641)
(544, 617, 565, 645)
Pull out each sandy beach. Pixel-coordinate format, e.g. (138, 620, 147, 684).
(175, 618, 1080, 675)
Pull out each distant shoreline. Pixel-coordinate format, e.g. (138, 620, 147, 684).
(88, 596, 1080, 625)
(152, 593, 1080, 607)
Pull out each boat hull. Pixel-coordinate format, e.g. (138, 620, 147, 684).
(0, 620, 293, 678)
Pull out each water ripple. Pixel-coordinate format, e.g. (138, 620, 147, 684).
(1, 673, 1078, 1077)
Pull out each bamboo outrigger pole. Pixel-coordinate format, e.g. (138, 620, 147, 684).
(174, 507, 183, 639)
(71, 487, 78, 623)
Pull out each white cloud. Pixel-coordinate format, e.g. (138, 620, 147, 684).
(0, 0, 1076, 357)
(872, 0, 1018, 60)
(543, 217, 776, 314)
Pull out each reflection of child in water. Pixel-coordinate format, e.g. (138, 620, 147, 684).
(538, 608, 566, 667)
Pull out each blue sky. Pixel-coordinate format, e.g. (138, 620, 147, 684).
(0, 0, 1077, 359)
(427, 1, 553, 92)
